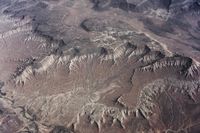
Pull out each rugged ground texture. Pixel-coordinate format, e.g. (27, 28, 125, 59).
(0, 0, 200, 133)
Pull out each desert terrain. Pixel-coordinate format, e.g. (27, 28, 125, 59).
(0, 0, 199, 133)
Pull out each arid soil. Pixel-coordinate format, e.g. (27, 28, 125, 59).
(0, 0, 200, 133)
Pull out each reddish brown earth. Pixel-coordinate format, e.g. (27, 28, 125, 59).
(0, 0, 200, 133)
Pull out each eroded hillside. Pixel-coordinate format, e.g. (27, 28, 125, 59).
(0, 0, 199, 133)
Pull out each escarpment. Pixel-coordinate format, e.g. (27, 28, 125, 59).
(7, 18, 199, 132)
